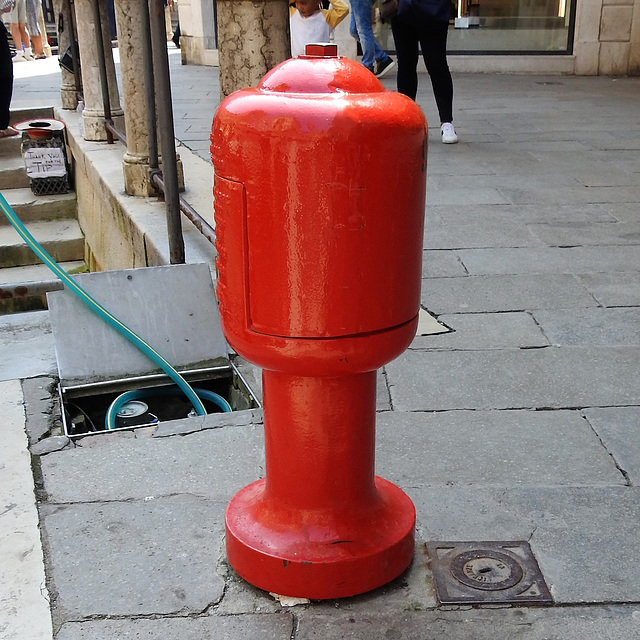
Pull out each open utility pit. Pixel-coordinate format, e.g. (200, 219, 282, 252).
(47, 264, 259, 438)
(60, 363, 258, 437)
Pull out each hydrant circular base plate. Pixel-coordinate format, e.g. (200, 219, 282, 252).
(225, 476, 416, 600)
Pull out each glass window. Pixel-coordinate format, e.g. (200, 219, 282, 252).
(374, 0, 576, 54)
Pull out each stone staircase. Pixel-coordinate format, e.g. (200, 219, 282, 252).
(0, 112, 86, 314)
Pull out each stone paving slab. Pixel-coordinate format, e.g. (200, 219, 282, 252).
(583, 407, 640, 483)
(421, 250, 468, 278)
(577, 272, 640, 307)
(55, 612, 294, 640)
(386, 347, 640, 411)
(409, 312, 548, 350)
(295, 606, 640, 639)
(0, 310, 56, 381)
(499, 184, 640, 206)
(532, 307, 640, 346)
(528, 221, 640, 246)
(38, 424, 264, 503)
(457, 246, 640, 276)
(0, 380, 53, 640)
(375, 409, 624, 488)
(423, 215, 544, 250)
(428, 203, 618, 224)
(40, 495, 227, 620)
(409, 486, 640, 603)
(420, 274, 597, 314)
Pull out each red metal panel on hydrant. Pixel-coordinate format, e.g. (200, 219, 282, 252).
(211, 49, 426, 599)
(212, 55, 427, 343)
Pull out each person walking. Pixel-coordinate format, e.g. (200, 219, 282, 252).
(0, 5, 18, 137)
(3, 0, 33, 61)
(349, 0, 395, 77)
(25, 0, 45, 58)
(391, 0, 458, 143)
(289, 0, 348, 58)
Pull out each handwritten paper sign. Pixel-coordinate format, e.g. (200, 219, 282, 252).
(24, 147, 67, 178)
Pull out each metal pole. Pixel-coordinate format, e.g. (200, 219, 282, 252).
(140, 0, 159, 170)
(66, 0, 82, 99)
(89, 0, 114, 143)
(148, 0, 185, 264)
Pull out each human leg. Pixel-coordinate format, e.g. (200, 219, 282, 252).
(0, 24, 15, 132)
(25, 0, 43, 56)
(419, 20, 453, 123)
(391, 18, 419, 100)
(349, 0, 385, 70)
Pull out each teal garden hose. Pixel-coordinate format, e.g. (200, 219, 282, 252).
(0, 190, 231, 428)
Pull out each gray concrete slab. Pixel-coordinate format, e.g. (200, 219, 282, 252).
(38, 424, 265, 504)
(56, 612, 294, 640)
(375, 409, 624, 488)
(528, 221, 640, 246)
(583, 407, 640, 483)
(577, 272, 640, 307)
(428, 203, 619, 224)
(296, 606, 640, 639)
(410, 486, 640, 603)
(532, 307, 640, 346)
(0, 311, 57, 381)
(40, 495, 227, 619)
(410, 312, 548, 350)
(55, 614, 294, 640)
(457, 246, 640, 276)
(421, 274, 597, 314)
(386, 347, 640, 411)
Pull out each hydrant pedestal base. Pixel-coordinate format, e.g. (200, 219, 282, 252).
(225, 475, 415, 599)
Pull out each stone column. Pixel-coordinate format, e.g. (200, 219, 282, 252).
(176, 0, 219, 65)
(216, 0, 290, 98)
(74, 0, 124, 140)
(112, 0, 152, 195)
(53, 0, 78, 109)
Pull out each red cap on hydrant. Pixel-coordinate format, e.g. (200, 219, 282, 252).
(211, 53, 427, 599)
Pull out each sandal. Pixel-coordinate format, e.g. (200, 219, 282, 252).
(0, 127, 19, 138)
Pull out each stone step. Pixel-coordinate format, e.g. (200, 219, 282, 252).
(0, 188, 77, 226)
(0, 154, 31, 189)
(0, 261, 85, 315)
(0, 134, 23, 159)
(0, 218, 85, 268)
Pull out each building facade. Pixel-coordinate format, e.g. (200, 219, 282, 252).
(177, 0, 639, 75)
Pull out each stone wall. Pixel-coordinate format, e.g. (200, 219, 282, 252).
(574, 0, 640, 74)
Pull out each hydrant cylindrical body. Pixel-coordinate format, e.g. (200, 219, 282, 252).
(212, 49, 427, 599)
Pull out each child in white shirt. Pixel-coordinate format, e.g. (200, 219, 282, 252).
(289, 0, 349, 58)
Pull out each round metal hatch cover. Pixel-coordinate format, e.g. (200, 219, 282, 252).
(450, 549, 524, 591)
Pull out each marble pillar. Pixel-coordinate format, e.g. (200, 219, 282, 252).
(112, 0, 153, 195)
(216, 0, 290, 98)
(53, 0, 78, 109)
(74, 0, 124, 140)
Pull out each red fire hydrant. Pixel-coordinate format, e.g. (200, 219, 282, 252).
(211, 44, 427, 599)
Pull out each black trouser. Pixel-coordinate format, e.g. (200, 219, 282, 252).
(391, 17, 453, 123)
(0, 23, 13, 130)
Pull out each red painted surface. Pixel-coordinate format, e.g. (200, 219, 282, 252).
(211, 47, 427, 599)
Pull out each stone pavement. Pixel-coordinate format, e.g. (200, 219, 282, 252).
(2, 51, 640, 639)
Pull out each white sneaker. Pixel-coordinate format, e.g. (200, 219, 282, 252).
(441, 122, 458, 144)
(23, 52, 34, 61)
(12, 52, 27, 63)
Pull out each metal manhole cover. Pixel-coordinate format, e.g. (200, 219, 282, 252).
(425, 541, 553, 606)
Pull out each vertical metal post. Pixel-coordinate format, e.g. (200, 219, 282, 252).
(89, 0, 114, 143)
(148, 0, 185, 264)
(66, 0, 82, 99)
(140, 0, 159, 170)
